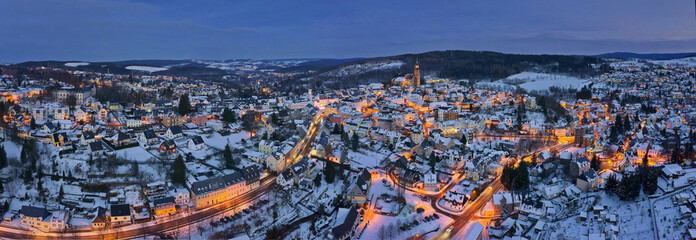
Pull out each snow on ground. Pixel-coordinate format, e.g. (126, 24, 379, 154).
(370, 61, 404, 70)
(64, 62, 89, 67)
(1, 140, 21, 160)
(650, 57, 696, 67)
(125, 65, 169, 72)
(359, 172, 452, 240)
(347, 150, 386, 169)
(203, 131, 251, 150)
(114, 146, 157, 162)
(505, 72, 590, 91)
(546, 192, 655, 240)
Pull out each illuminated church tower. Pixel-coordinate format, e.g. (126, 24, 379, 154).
(413, 60, 421, 87)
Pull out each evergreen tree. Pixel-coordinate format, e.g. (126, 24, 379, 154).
(351, 133, 359, 151)
(501, 162, 516, 190)
(642, 148, 649, 166)
(590, 155, 601, 171)
(641, 167, 659, 195)
(623, 116, 631, 132)
(605, 174, 618, 194)
(324, 164, 336, 183)
(223, 143, 234, 169)
(512, 161, 530, 191)
(30, 118, 37, 130)
(615, 117, 623, 133)
(171, 155, 187, 185)
(222, 108, 237, 123)
(0, 146, 7, 169)
(58, 185, 64, 200)
(609, 125, 618, 143)
(178, 94, 191, 116)
(460, 134, 467, 150)
(313, 174, 322, 187)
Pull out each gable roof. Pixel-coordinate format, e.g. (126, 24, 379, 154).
(331, 206, 358, 238)
(20, 206, 49, 219)
(142, 130, 157, 139)
(190, 172, 245, 195)
(169, 126, 183, 135)
(82, 131, 95, 140)
(190, 136, 204, 145)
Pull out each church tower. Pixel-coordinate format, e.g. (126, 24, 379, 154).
(414, 60, 421, 87)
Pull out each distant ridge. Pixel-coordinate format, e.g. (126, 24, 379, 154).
(597, 52, 696, 60)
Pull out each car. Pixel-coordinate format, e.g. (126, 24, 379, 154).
(446, 227, 453, 233)
(382, 179, 388, 183)
(243, 209, 251, 214)
(400, 227, 405, 231)
(225, 216, 233, 221)
(413, 220, 419, 226)
(220, 217, 227, 223)
(416, 207, 425, 214)
(433, 213, 440, 219)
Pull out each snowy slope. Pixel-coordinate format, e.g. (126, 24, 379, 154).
(65, 62, 89, 67)
(125, 65, 169, 72)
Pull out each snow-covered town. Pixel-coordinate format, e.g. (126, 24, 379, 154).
(0, 53, 695, 240)
(2, 2, 696, 240)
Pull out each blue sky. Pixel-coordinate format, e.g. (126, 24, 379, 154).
(1, 0, 695, 62)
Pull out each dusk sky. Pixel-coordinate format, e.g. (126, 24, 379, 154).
(1, 0, 695, 62)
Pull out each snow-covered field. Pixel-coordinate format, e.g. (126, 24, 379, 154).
(114, 146, 158, 162)
(507, 72, 590, 91)
(203, 131, 251, 150)
(317, 61, 404, 78)
(64, 62, 89, 67)
(649, 57, 696, 67)
(476, 72, 590, 92)
(125, 65, 169, 72)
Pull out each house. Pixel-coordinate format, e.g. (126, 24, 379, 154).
(54, 107, 69, 120)
(139, 130, 158, 145)
(165, 126, 184, 139)
(41, 121, 57, 134)
(346, 169, 372, 204)
(330, 206, 359, 240)
(190, 172, 247, 208)
(569, 157, 591, 179)
(188, 136, 205, 150)
(80, 130, 96, 145)
(88, 140, 112, 156)
(110, 204, 132, 224)
(89, 207, 109, 229)
(277, 168, 295, 188)
(577, 168, 599, 192)
(158, 140, 177, 154)
(152, 197, 176, 216)
(113, 132, 132, 146)
(423, 169, 439, 191)
(74, 107, 89, 123)
(52, 132, 70, 146)
(240, 165, 261, 190)
(399, 168, 420, 188)
(19, 206, 50, 230)
(169, 188, 190, 206)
